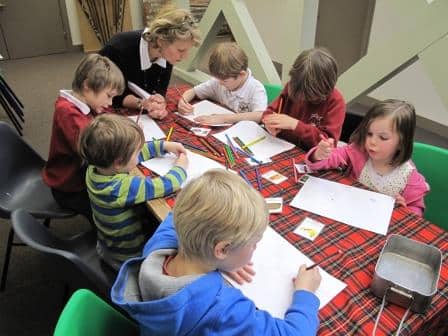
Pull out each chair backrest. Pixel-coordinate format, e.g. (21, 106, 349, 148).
(54, 289, 139, 336)
(263, 83, 282, 104)
(412, 142, 448, 231)
(11, 209, 116, 295)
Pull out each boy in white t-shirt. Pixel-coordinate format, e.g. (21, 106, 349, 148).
(177, 42, 267, 125)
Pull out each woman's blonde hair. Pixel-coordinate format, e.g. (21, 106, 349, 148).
(288, 47, 338, 103)
(79, 114, 144, 169)
(72, 54, 124, 95)
(142, 5, 200, 47)
(208, 42, 248, 79)
(350, 99, 416, 166)
(174, 169, 269, 263)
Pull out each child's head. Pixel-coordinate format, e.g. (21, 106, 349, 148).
(79, 114, 144, 173)
(173, 169, 269, 271)
(288, 47, 338, 104)
(350, 99, 416, 166)
(142, 6, 200, 65)
(72, 54, 125, 113)
(208, 42, 249, 91)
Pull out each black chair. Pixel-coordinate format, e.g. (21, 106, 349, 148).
(0, 121, 75, 290)
(11, 209, 116, 298)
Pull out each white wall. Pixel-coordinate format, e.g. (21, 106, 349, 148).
(64, 0, 144, 46)
(367, 0, 447, 126)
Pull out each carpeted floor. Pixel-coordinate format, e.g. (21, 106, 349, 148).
(0, 51, 447, 335)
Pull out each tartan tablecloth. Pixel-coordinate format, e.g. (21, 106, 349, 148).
(137, 86, 448, 336)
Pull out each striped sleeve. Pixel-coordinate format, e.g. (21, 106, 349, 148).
(138, 140, 166, 162)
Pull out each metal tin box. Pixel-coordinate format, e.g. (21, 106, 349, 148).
(371, 234, 442, 313)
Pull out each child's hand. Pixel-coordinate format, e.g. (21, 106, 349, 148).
(293, 264, 321, 293)
(195, 114, 230, 125)
(149, 108, 168, 120)
(144, 94, 168, 119)
(164, 141, 187, 156)
(313, 136, 334, 161)
(395, 194, 407, 208)
(174, 152, 188, 169)
(263, 114, 299, 131)
(223, 262, 255, 285)
(178, 98, 194, 115)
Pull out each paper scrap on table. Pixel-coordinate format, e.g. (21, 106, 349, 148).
(295, 163, 313, 174)
(128, 115, 165, 141)
(224, 227, 346, 318)
(176, 100, 234, 126)
(140, 150, 224, 187)
(290, 176, 394, 235)
(213, 120, 294, 159)
(262, 170, 287, 185)
(190, 127, 211, 137)
(265, 197, 283, 214)
(294, 217, 325, 241)
(245, 157, 272, 166)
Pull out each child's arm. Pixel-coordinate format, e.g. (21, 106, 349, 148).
(178, 88, 196, 115)
(305, 142, 352, 171)
(195, 111, 264, 125)
(400, 169, 430, 216)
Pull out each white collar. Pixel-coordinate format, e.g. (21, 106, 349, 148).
(59, 90, 90, 115)
(140, 28, 167, 70)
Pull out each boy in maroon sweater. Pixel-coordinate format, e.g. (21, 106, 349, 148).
(262, 48, 346, 150)
(42, 54, 124, 221)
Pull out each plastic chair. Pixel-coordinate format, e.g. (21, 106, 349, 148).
(54, 289, 139, 336)
(412, 142, 448, 231)
(0, 121, 75, 291)
(10, 209, 116, 297)
(263, 83, 282, 103)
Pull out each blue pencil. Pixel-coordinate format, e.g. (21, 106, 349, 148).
(239, 170, 252, 187)
(255, 167, 262, 191)
(225, 133, 239, 158)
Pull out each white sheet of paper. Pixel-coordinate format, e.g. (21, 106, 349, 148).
(226, 227, 346, 318)
(213, 121, 295, 159)
(140, 150, 225, 187)
(128, 115, 165, 141)
(290, 176, 394, 235)
(177, 100, 235, 126)
(128, 81, 151, 99)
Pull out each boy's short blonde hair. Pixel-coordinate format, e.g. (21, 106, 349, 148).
(79, 114, 144, 169)
(288, 47, 338, 103)
(72, 54, 125, 95)
(174, 169, 269, 263)
(208, 42, 248, 79)
(142, 5, 200, 47)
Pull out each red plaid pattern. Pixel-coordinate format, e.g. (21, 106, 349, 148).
(136, 88, 448, 336)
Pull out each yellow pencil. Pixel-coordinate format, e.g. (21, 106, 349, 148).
(166, 126, 174, 141)
(242, 136, 266, 149)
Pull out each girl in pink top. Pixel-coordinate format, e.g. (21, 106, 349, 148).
(306, 99, 429, 216)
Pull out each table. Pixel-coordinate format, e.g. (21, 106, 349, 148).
(135, 88, 448, 336)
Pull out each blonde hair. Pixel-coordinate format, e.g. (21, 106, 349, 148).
(208, 42, 248, 79)
(350, 99, 416, 166)
(288, 47, 338, 102)
(79, 114, 144, 169)
(174, 169, 269, 263)
(142, 5, 200, 47)
(72, 54, 124, 95)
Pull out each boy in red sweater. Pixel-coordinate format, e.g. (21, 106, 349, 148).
(42, 54, 124, 221)
(262, 47, 346, 150)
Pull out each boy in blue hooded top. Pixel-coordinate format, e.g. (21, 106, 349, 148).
(111, 169, 321, 335)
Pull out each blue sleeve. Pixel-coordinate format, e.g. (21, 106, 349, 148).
(142, 212, 178, 256)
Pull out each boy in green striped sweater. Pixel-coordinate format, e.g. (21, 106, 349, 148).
(79, 114, 188, 269)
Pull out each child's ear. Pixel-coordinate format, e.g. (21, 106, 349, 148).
(214, 241, 231, 260)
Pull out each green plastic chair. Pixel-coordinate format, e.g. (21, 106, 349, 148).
(412, 142, 448, 231)
(54, 289, 139, 336)
(263, 83, 282, 103)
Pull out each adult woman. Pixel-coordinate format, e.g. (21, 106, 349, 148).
(100, 6, 200, 119)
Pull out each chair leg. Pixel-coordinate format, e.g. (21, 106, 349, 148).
(1, 227, 15, 291)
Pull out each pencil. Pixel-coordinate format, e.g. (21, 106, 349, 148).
(306, 263, 318, 270)
(223, 145, 233, 167)
(166, 126, 174, 141)
(174, 118, 191, 133)
(135, 104, 144, 124)
(292, 158, 298, 183)
(198, 137, 222, 157)
(233, 137, 254, 156)
(225, 134, 239, 159)
(181, 142, 206, 153)
(239, 170, 252, 187)
(242, 136, 266, 149)
(255, 167, 262, 191)
(277, 97, 284, 114)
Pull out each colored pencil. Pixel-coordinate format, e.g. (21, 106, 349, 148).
(239, 170, 252, 187)
(135, 104, 144, 124)
(292, 158, 298, 183)
(306, 263, 319, 270)
(233, 136, 254, 155)
(242, 136, 266, 149)
(224, 133, 239, 159)
(181, 142, 206, 153)
(166, 126, 174, 141)
(255, 167, 262, 191)
(174, 118, 191, 133)
(198, 137, 222, 157)
(223, 145, 233, 167)
(277, 96, 284, 114)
